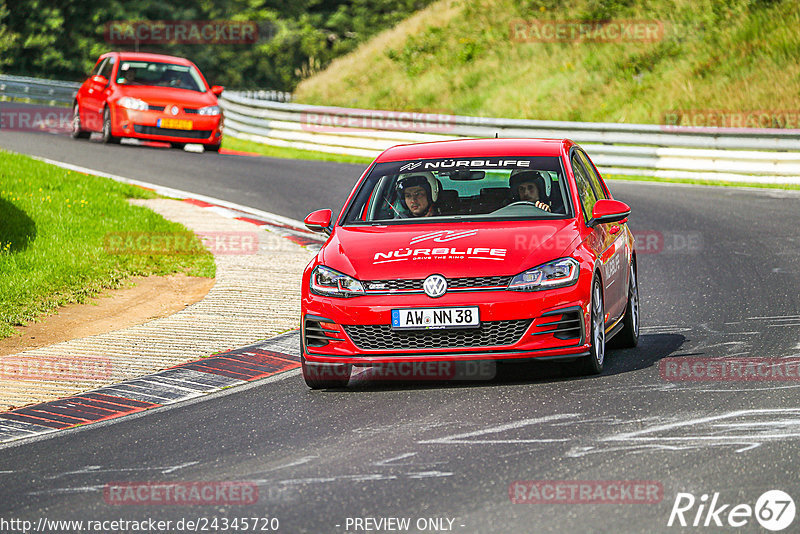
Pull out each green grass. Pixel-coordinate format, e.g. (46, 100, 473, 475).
(222, 136, 373, 165)
(294, 0, 800, 125)
(606, 174, 800, 190)
(0, 150, 215, 339)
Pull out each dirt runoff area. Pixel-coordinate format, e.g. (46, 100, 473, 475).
(0, 274, 215, 357)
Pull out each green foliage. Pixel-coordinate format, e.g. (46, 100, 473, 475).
(0, 0, 435, 90)
(295, 0, 800, 124)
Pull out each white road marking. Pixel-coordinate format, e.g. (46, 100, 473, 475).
(262, 456, 319, 471)
(418, 414, 579, 444)
(373, 452, 417, 466)
(603, 409, 800, 442)
(566, 409, 800, 457)
(46, 461, 199, 479)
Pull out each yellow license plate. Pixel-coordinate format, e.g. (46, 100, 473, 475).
(158, 118, 193, 130)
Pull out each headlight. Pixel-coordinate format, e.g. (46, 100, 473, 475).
(508, 257, 579, 291)
(197, 105, 221, 116)
(117, 97, 149, 111)
(310, 266, 365, 298)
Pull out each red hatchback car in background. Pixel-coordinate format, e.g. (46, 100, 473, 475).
(301, 138, 639, 388)
(72, 52, 224, 150)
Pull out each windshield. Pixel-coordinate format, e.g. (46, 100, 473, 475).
(116, 61, 206, 92)
(342, 157, 571, 224)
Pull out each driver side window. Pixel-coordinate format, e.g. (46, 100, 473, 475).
(571, 153, 598, 222)
(91, 58, 107, 76)
(99, 57, 115, 80)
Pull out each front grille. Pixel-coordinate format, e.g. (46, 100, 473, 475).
(363, 275, 511, 292)
(531, 308, 583, 341)
(147, 105, 165, 112)
(343, 320, 531, 350)
(133, 125, 211, 139)
(449, 275, 511, 288)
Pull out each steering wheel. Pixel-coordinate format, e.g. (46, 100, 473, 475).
(492, 201, 550, 214)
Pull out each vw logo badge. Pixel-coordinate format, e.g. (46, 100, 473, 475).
(423, 274, 447, 298)
(170, 105, 179, 115)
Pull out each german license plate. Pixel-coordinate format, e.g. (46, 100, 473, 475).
(157, 118, 193, 130)
(391, 307, 479, 330)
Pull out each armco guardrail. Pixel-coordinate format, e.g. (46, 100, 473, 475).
(231, 89, 292, 103)
(220, 92, 800, 184)
(0, 74, 79, 106)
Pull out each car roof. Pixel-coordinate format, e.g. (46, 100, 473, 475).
(107, 52, 195, 66)
(374, 138, 574, 162)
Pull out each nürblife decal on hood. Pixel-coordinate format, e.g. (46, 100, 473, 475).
(373, 230, 506, 264)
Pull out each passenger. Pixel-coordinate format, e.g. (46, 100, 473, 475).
(396, 173, 440, 217)
(509, 170, 551, 212)
(119, 66, 136, 84)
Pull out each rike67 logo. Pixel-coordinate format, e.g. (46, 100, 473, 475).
(668, 490, 795, 531)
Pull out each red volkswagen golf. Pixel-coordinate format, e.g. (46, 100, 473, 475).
(72, 52, 223, 150)
(301, 138, 638, 388)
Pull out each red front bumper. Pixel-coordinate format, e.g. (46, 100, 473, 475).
(301, 284, 592, 365)
(112, 107, 223, 145)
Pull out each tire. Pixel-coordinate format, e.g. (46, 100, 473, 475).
(205, 143, 221, 152)
(170, 142, 186, 149)
(71, 103, 90, 139)
(301, 355, 351, 389)
(101, 107, 120, 144)
(609, 262, 639, 349)
(576, 277, 605, 375)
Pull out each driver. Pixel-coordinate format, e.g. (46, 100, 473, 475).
(509, 170, 551, 212)
(396, 172, 440, 217)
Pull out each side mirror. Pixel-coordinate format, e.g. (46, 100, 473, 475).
(210, 85, 224, 96)
(92, 75, 109, 86)
(588, 199, 631, 228)
(304, 209, 332, 235)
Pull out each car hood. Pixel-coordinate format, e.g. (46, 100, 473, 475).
(321, 220, 581, 280)
(115, 85, 216, 108)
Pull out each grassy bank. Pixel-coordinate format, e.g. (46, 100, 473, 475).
(0, 151, 215, 339)
(294, 0, 800, 125)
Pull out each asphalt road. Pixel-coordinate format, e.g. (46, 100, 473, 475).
(2, 130, 800, 533)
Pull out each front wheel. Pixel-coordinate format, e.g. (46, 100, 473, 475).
(170, 142, 186, 149)
(205, 143, 221, 152)
(101, 107, 120, 144)
(576, 277, 605, 375)
(301, 355, 351, 389)
(71, 103, 90, 139)
(609, 262, 639, 348)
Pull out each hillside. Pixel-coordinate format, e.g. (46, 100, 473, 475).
(293, 0, 800, 125)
